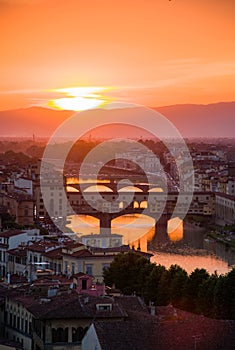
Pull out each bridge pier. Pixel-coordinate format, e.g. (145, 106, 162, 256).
(99, 213, 112, 235)
(155, 214, 170, 244)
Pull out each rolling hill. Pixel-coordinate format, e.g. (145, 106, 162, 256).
(0, 102, 235, 139)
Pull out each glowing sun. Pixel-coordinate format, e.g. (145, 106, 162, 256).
(48, 86, 112, 111)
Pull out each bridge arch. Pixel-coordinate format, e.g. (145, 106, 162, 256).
(83, 185, 113, 192)
(133, 201, 139, 208)
(167, 217, 183, 241)
(67, 214, 100, 235)
(119, 201, 129, 209)
(118, 186, 143, 192)
(148, 187, 163, 192)
(140, 200, 148, 209)
(67, 185, 80, 192)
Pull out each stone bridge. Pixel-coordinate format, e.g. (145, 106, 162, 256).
(67, 181, 164, 193)
(67, 190, 214, 240)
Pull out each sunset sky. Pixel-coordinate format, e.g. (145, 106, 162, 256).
(1, 0, 235, 111)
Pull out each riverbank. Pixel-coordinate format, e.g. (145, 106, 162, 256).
(149, 221, 232, 274)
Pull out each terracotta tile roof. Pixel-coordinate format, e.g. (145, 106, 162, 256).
(62, 247, 92, 258)
(90, 245, 130, 254)
(71, 249, 93, 258)
(8, 246, 27, 257)
(42, 247, 63, 259)
(93, 308, 235, 350)
(73, 272, 91, 278)
(26, 292, 127, 320)
(9, 274, 28, 284)
(114, 296, 149, 314)
(93, 316, 158, 350)
(66, 241, 85, 249)
(0, 338, 24, 349)
(3, 192, 33, 202)
(0, 243, 8, 248)
(0, 230, 23, 238)
(215, 192, 235, 200)
(32, 275, 73, 286)
(0, 285, 9, 305)
(90, 246, 153, 259)
(27, 240, 61, 253)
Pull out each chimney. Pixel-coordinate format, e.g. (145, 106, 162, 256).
(150, 305, 155, 316)
(7, 273, 11, 285)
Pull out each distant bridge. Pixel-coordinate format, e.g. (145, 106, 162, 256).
(67, 181, 165, 193)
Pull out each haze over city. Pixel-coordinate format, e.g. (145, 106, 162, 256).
(0, 1, 235, 136)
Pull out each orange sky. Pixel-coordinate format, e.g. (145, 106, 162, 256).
(0, 0, 235, 110)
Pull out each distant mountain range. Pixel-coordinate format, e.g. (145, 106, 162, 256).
(156, 102, 235, 138)
(0, 102, 235, 139)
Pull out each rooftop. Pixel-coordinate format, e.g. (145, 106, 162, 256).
(27, 240, 62, 253)
(42, 247, 63, 259)
(3, 191, 33, 202)
(8, 246, 27, 257)
(26, 292, 127, 320)
(92, 305, 235, 350)
(0, 230, 24, 238)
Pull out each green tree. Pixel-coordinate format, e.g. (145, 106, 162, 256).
(145, 264, 167, 305)
(214, 268, 235, 319)
(156, 269, 171, 305)
(168, 264, 189, 309)
(197, 273, 218, 317)
(1, 213, 22, 229)
(103, 252, 152, 295)
(185, 268, 210, 312)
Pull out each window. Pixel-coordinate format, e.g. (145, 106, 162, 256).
(85, 264, 93, 276)
(96, 303, 112, 311)
(58, 263, 61, 273)
(72, 327, 84, 342)
(52, 327, 68, 343)
(64, 261, 68, 274)
(17, 316, 20, 329)
(77, 261, 82, 273)
(13, 315, 16, 328)
(25, 319, 28, 333)
(16, 257, 21, 264)
(82, 279, 87, 290)
(8, 255, 14, 262)
(102, 263, 110, 271)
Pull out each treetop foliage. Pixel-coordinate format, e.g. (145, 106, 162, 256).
(103, 251, 235, 320)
